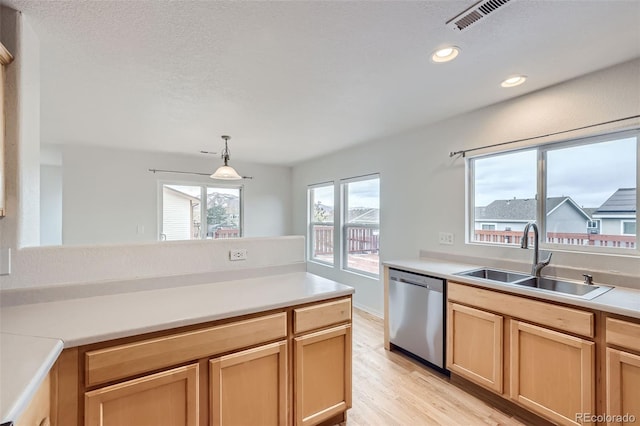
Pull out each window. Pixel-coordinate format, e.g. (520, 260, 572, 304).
(471, 149, 537, 244)
(545, 136, 636, 248)
(342, 175, 380, 276)
(160, 183, 241, 241)
(469, 131, 638, 252)
(586, 220, 601, 234)
(622, 221, 636, 235)
(308, 183, 334, 264)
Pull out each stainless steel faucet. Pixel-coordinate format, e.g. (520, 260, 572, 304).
(521, 222, 552, 277)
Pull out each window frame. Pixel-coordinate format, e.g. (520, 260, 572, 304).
(158, 179, 244, 241)
(622, 220, 636, 236)
(340, 174, 380, 277)
(307, 181, 336, 266)
(467, 129, 639, 256)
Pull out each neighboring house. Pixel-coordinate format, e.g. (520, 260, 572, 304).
(348, 207, 380, 224)
(162, 186, 201, 241)
(475, 196, 592, 233)
(592, 188, 637, 236)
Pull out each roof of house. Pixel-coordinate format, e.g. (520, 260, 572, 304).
(594, 188, 636, 214)
(164, 186, 200, 203)
(475, 196, 591, 221)
(348, 208, 379, 224)
(582, 207, 599, 218)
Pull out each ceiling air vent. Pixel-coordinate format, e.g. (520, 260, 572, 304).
(446, 0, 512, 31)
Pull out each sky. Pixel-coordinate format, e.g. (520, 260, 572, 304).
(474, 136, 637, 208)
(311, 178, 380, 209)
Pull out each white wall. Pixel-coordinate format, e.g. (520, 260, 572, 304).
(292, 59, 640, 315)
(52, 144, 292, 246)
(0, 235, 305, 289)
(0, 8, 40, 249)
(40, 165, 62, 245)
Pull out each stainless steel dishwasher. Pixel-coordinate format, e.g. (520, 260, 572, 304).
(388, 268, 447, 372)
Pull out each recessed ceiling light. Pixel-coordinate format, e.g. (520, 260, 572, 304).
(431, 46, 460, 63)
(501, 75, 527, 88)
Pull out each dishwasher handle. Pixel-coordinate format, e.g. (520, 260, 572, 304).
(389, 269, 444, 293)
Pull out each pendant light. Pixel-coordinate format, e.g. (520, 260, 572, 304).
(210, 135, 243, 180)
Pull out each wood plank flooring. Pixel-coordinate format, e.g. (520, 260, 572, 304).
(348, 309, 527, 426)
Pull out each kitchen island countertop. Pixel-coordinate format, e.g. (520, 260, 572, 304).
(0, 271, 354, 423)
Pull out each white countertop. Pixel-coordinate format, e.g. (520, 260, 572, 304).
(0, 333, 63, 424)
(385, 258, 640, 319)
(0, 271, 354, 423)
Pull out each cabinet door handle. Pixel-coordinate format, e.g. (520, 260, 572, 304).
(39, 417, 50, 426)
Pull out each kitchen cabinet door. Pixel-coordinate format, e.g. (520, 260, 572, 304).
(294, 324, 352, 426)
(446, 302, 503, 393)
(606, 348, 640, 426)
(84, 364, 199, 426)
(210, 341, 287, 426)
(510, 320, 594, 426)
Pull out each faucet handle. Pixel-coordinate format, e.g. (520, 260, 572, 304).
(583, 274, 594, 285)
(541, 251, 552, 265)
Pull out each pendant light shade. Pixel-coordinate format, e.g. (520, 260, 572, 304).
(210, 135, 243, 180)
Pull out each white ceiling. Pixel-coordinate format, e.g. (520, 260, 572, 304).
(2, 0, 640, 165)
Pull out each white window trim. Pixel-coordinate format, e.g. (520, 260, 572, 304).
(340, 174, 380, 278)
(307, 182, 335, 266)
(586, 219, 601, 231)
(467, 130, 639, 256)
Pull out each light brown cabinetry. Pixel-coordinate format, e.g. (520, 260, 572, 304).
(447, 281, 596, 426)
(51, 296, 351, 426)
(447, 303, 503, 393)
(85, 312, 287, 388)
(210, 341, 287, 426)
(16, 372, 51, 426)
(293, 298, 352, 426)
(510, 320, 594, 425)
(605, 317, 640, 425)
(85, 364, 199, 426)
(81, 312, 287, 426)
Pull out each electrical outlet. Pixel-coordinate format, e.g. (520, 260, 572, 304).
(229, 249, 248, 261)
(438, 232, 454, 245)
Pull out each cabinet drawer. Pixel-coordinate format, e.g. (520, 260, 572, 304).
(294, 298, 351, 334)
(448, 282, 594, 338)
(606, 317, 640, 353)
(86, 312, 287, 387)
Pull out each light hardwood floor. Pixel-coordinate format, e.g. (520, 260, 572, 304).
(348, 309, 527, 426)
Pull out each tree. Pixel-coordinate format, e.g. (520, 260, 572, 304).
(207, 204, 229, 227)
(314, 201, 330, 222)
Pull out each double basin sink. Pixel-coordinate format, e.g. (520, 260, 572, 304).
(455, 267, 612, 300)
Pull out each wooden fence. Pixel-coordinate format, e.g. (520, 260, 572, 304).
(312, 225, 379, 255)
(214, 228, 241, 239)
(474, 230, 636, 249)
